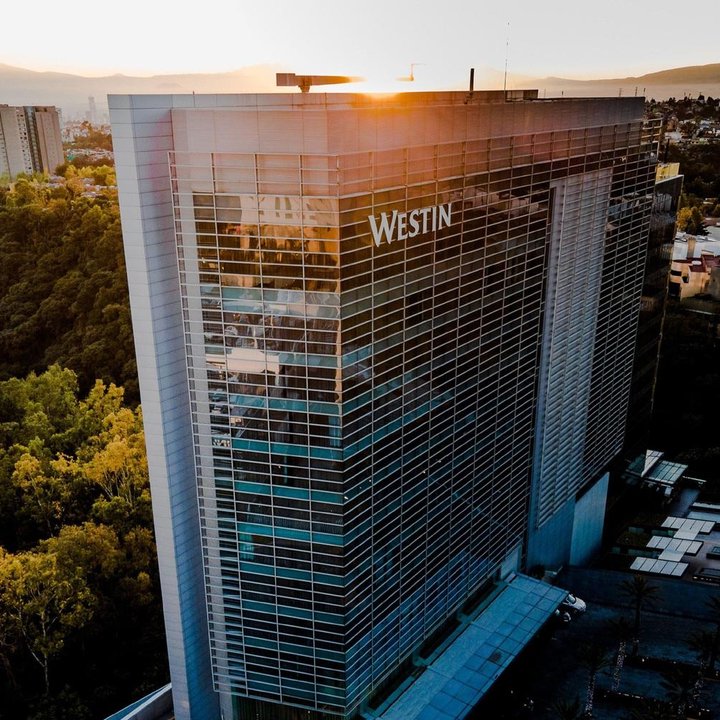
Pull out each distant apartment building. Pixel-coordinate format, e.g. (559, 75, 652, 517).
(0, 105, 64, 179)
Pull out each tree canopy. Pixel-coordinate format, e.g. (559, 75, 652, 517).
(0, 368, 166, 720)
(0, 179, 137, 402)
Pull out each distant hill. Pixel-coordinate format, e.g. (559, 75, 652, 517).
(530, 63, 720, 100)
(1, 62, 719, 119)
(621, 63, 720, 84)
(0, 64, 288, 118)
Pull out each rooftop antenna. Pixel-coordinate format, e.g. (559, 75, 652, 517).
(503, 21, 510, 95)
(464, 68, 475, 104)
(398, 63, 424, 82)
(276, 72, 364, 93)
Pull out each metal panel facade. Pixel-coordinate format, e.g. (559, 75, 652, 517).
(113, 92, 656, 720)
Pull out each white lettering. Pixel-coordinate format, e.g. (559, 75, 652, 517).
(408, 209, 420, 237)
(368, 210, 398, 247)
(367, 203, 453, 246)
(439, 202, 452, 229)
(420, 207, 431, 233)
(397, 212, 408, 241)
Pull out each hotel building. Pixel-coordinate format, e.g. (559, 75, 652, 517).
(110, 90, 657, 720)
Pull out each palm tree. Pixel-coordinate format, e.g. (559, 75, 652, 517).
(688, 631, 713, 706)
(550, 696, 583, 720)
(660, 665, 698, 719)
(608, 616, 633, 691)
(689, 629, 713, 671)
(578, 642, 610, 717)
(620, 574, 659, 657)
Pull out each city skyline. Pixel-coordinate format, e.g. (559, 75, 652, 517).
(4, 0, 719, 91)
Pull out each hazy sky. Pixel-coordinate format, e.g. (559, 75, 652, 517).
(4, 0, 718, 87)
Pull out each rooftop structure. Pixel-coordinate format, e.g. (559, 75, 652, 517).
(624, 449, 688, 497)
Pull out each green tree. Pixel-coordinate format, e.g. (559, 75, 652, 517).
(0, 182, 137, 398)
(41, 522, 122, 585)
(0, 372, 140, 549)
(676, 206, 707, 235)
(67, 404, 151, 532)
(0, 549, 95, 693)
(12, 452, 70, 537)
(0, 369, 167, 717)
(620, 575, 659, 657)
(0, 367, 88, 549)
(0, 575, 19, 689)
(0, 365, 80, 451)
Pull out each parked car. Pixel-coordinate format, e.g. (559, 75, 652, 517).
(560, 593, 586, 614)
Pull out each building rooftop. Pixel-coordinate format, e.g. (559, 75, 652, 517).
(107, 90, 648, 116)
(673, 225, 720, 260)
(656, 162, 681, 180)
(368, 575, 567, 720)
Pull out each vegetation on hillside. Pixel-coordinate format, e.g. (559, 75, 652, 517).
(0, 177, 137, 401)
(668, 141, 720, 200)
(64, 122, 113, 153)
(0, 367, 166, 720)
(0, 173, 159, 718)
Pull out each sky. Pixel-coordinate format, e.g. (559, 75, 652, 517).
(3, 0, 719, 89)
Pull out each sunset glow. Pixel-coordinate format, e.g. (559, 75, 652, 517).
(3, 0, 719, 82)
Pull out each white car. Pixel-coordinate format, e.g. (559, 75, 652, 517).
(561, 593, 586, 614)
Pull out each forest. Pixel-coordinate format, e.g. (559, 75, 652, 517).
(667, 141, 720, 202)
(0, 178, 165, 719)
(0, 177, 137, 400)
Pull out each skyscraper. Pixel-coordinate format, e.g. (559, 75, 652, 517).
(0, 105, 63, 179)
(110, 90, 657, 720)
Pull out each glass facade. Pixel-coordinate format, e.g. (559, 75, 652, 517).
(625, 160, 681, 451)
(581, 121, 659, 480)
(102, 91, 658, 720)
(164, 100, 657, 719)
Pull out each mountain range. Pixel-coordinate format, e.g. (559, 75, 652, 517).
(1, 62, 718, 119)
